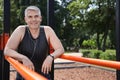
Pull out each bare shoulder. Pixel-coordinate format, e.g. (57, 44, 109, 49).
(42, 26, 56, 40)
(12, 25, 26, 36)
(15, 25, 26, 31)
(11, 25, 27, 40)
(42, 26, 54, 32)
(12, 25, 27, 34)
(41, 25, 51, 29)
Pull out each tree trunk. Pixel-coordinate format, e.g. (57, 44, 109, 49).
(96, 32, 101, 50)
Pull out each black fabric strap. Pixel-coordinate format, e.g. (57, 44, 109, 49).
(49, 54, 54, 60)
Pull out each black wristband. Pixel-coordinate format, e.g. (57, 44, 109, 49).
(49, 54, 54, 60)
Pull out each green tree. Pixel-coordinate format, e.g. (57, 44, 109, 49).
(67, 0, 115, 51)
(0, 0, 3, 34)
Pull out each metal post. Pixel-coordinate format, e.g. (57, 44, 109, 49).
(2, 0, 10, 80)
(47, 0, 54, 29)
(47, 0, 54, 80)
(0, 50, 3, 80)
(4, 0, 10, 33)
(116, 0, 120, 80)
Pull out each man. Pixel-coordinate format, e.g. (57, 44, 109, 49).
(4, 6, 64, 80)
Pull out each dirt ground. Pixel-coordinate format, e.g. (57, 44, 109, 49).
(10, 62, 116, 80)
(54, 67, 116, 80)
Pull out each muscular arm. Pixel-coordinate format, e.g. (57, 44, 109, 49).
(4, 26, 25, 61)
(42, 26, 64, 74)
(45, 26, 64, 58)
(4, 26, 34, 70)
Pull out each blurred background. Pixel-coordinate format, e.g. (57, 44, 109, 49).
(0, 0, 116, 60)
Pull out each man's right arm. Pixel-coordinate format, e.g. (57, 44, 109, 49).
(4, 26, 34, 70)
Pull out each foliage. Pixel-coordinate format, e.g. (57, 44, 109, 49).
(82, 39, 96, 49)
(87, 50, 102, 59)
(81, 49, 116, 60)
(81, 33, 115, 49)
(99, 50, 116, 60)
(0, 0, 3, 34)
(66, 0, 115, 51)
(3, 0, 116, 52)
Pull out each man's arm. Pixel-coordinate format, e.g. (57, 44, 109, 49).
(42, 26, 64, 74)
(4, 26, 34, 70)
(48, 26, 64, 58)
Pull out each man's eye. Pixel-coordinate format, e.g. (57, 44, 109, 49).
(35, 15, 39, 18)
(28, 16, 32, 18)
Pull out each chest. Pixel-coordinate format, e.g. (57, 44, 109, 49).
(18, 27, 49, 58)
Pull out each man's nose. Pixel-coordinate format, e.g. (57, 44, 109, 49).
(32, 17, 36, 20)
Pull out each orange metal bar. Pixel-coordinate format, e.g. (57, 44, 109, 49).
(3, 33, 9, 48)
(49, 43, 54, 54)
(0, 33, 10, 50)
(0, 34, 3, 50)
(60, 54, 120, 70)
(5, 56, 47, 80)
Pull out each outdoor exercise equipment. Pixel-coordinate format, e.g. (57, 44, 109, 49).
(5, 56, 47, 80)
(1, 0, 120, 80)
(60, 54, 120, 70)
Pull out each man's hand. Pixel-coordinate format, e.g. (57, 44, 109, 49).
(22, 56, 35, 71)
(41, 55, 54, 74)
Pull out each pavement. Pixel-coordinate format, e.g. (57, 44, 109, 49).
(54, 52, 91, 69)
(54, 52, 83, 64)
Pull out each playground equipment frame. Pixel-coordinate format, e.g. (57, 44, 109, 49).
(1, 0, 120, 80)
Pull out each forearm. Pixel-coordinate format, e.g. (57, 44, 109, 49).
(50, 48, 64, 59)
(4, 48, 27, 62)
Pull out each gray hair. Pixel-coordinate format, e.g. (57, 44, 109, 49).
(24, 6, 41, 16)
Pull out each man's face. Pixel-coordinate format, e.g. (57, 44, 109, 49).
(24, 9, 42, 28)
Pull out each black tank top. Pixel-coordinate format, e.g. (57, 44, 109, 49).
(18, 26, 49, 73)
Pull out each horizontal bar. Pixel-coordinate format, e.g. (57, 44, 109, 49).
(5, 56, 47, 80)
(60, 54, 120, 70)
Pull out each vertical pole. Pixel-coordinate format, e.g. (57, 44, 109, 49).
(0, 49, 3, 80)
(47, 0, 54, 29)
(116, 0, 120, 80)
(47, 0, 54, 80)
(4, 0, 10, 34)
(3, 0, 10, 80)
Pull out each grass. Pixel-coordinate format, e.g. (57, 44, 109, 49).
(80, 49, 116, 60)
